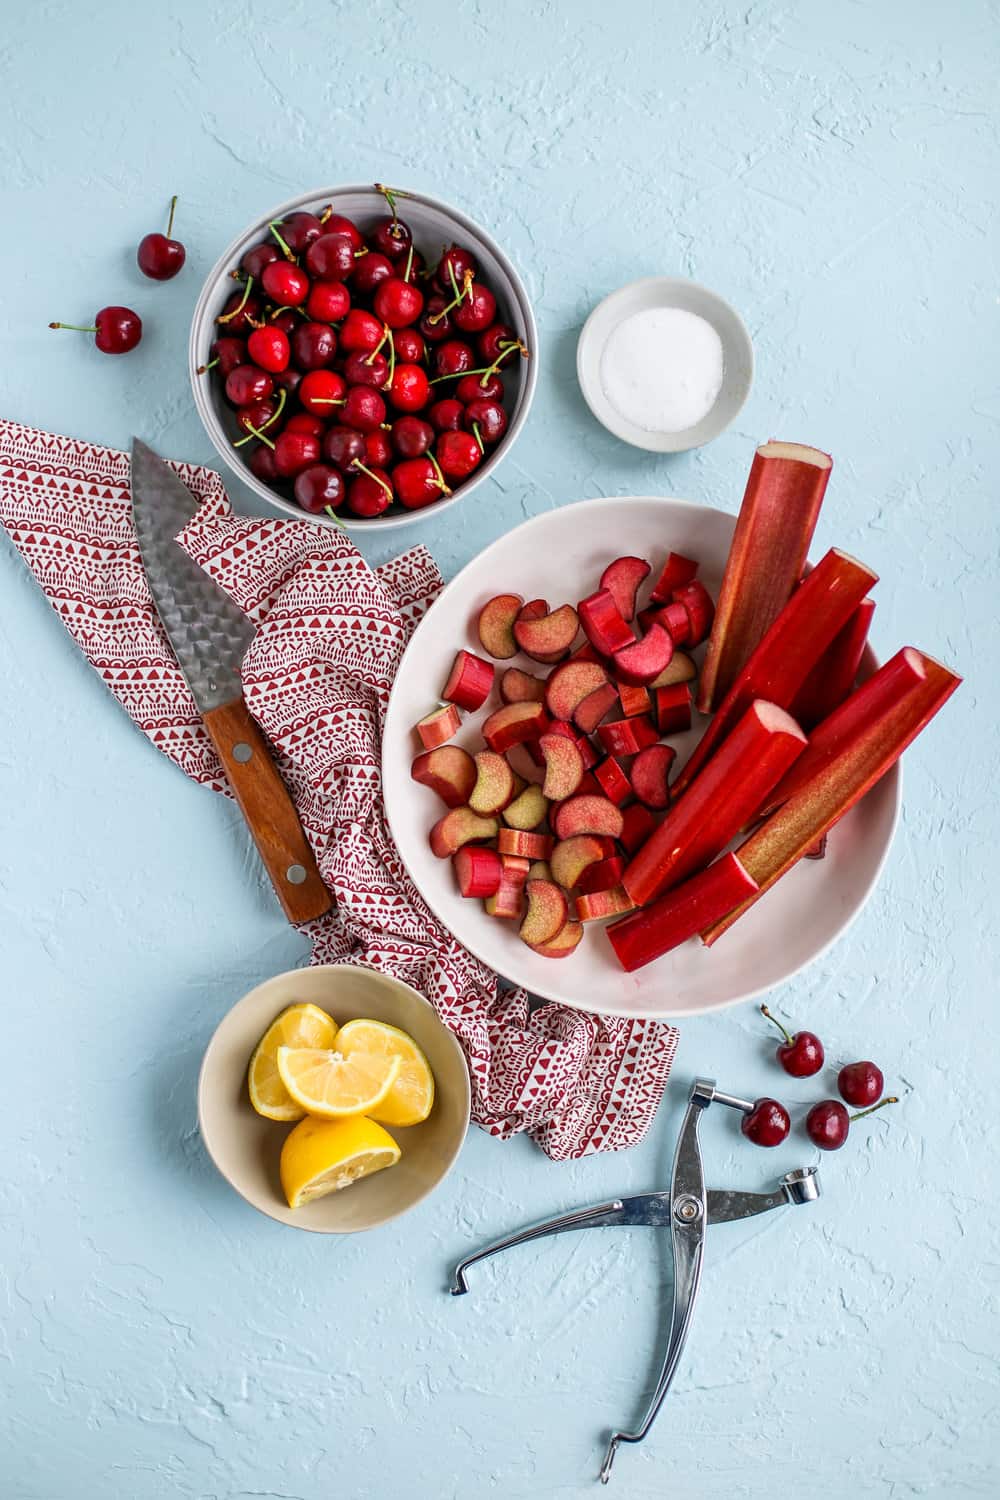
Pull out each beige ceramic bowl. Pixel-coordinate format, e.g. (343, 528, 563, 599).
(197, 964, 470, 1233)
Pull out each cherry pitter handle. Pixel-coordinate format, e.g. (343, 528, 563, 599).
(449, 1077, 820, 1484)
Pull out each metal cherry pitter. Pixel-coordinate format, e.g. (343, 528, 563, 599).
(449, 1077, 821, 1484)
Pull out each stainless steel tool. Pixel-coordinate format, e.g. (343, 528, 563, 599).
(130, 438, 332, 924)
(450, 1077, 820, 1483)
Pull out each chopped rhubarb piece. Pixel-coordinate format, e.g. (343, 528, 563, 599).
(576, 886, 635, 923)
(789, 598, 876, 729)
(576, 771, 601, 796)
(650, 651, 696, 688)
(520, 879, 570, 946)
(482, 701, 550, 753)
(575, 735, 598, 770)
(429, 807, 499, 858)
(573, 681, 620, 735)
(657, 601, 691, 645)
(497, 827, 554, 860)
(596, 716, 659, 758)
(477, 593, 523, 660)
(484, 866, 526, 919)
(514, 603, 579, 663)
(630, 744, 676, 809)
(698, 441, 833, 713)
(619, 801, 656, 854)
(415, 702, 462, 750)
(547, 718, 576, 739)
(593, 756, 632, 806)
(502, 783, 550, 830)
(538, 732, 585, 801)
(673, 548, 878, 797)
(468, 749, 517, 814)
(576, 855, 625, 895)
(550, 834, 605, 888)
(703, 649, 960, 945)
(552, 794, 624, 841)
(545, 660, 608, 721)
(650, 551, 699, 605)
(500, 667, 548, 705)
(595, 835, 620, 858)
(618, 682, 652, 718)
(527, 919, 584, 958)
(804, 835, 828, 860)
(654, 683, 693, 736)
(569, 640, 602, 665)
(613, 622, 674, 686)
(578, 588, 635, 655)
(609, 854, 758, 971)
(672, 580, 714, 646)
(599, 556, 651, 622)
(623, 700, 806, 905)
(527, 859, 553, 881)
(453, 845, 503, 898)
(500, 853, 531, 884)
(442, 648, 495, 711)
(410, 745, 477, 807)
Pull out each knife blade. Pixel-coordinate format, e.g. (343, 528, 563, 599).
(130, 438, 332, 924)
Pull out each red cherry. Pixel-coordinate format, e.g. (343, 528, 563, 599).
(387, 363, 430, 412)
(838, 1061, 885, 1108)
(234, 396, 279, 437)
(291, 321, 338, 371)
(304, 233, 355, 281)
(436, 429, 481, 482)
(740, 1098, 791, 1147)
(352, 251, 395, 296)
(261, 261, 309, 307)
(137, 195, 186, 281)
(247, 326, 290, 374)
(453, 281, 497, 334)
(371, 214, 411, 262)
(306, 281, 351, 323)
(274, 367, 302, 400)
(806, 1094, 898, 1151)
(49, 306, 142, 355)
(343, 350, 389, 390)
(242, 242, 281, 279)
(248, 443, 279, 482)
(342, 387, 386, 431)
(392, 416, 434, 458)
(461, 399, 507, 445)
(225, 364, 272, 406)
(340, 309, 384, 354)
(419, 295, 454, 343)
(268, 308, 299, 337)
(299, 369, 346, 417)
(760, 1006, 825, 1078)
(273, 430, 321, 477)
(293, 463, 345, 514)
(284, 413, 324, 440)
(323, 426, 366, 470)
(364, 429, 393, 467)
(435, 244, 477, 292)
(319, 212, 363, 251)
(215, 289, 263, 334)
(199, 336, 245, 377)
(478, 323, 517, 362)
(394, 456, 450, 510)
(428, 398, 464, 433)
(347, 464, 394, 517)
(434, 340, 475, 378)
(374, 277, 424, 329)
(279, 212, 324, 252)
(393, 327, 425, 363)
(456, 371, 503, 404)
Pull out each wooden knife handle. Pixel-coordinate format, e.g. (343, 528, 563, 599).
(202, 697, 333, 925)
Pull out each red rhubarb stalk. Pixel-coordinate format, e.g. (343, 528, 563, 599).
(608, 853, 759, 972)
(701, 649, 961, 945)
(789, 598, 875, 729)
(698, 441, 833, 714)
(673, 547, 877, 797)
(623, 700, 806, 906)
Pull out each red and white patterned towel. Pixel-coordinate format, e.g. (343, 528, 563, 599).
(0, 419, 678, 1159)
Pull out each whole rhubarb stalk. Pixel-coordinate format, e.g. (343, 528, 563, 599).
(698, 442, 833, 714)
(673, 547, 878, 797)
(789, 597, 875, 730)
(622, 700, 807, 907)
(701, 648, 961, 945)
(608, 853, 759, 972)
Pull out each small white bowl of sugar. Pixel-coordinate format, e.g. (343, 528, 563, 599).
(576, 276, 753, 453)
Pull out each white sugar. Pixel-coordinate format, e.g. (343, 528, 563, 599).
(599, 307, 725, 435)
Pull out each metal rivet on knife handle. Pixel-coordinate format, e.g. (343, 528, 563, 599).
(232, 742, 253, 763)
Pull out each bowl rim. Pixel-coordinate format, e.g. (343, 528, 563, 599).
(196, 961, 472, 1233)
(189, 183, 538, 532)
(576, 274, 754, 453)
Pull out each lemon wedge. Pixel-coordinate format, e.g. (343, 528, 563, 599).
(280, 1115, 400, 1207)
(248, 1003, 339, 1120)
(276, 1046, 402, 1119)
(333, 1018, 435, 1127)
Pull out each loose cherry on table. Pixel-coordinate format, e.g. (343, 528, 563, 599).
(760, 1004, 825, 1077)
(740, 1097, 791, 1147)
(137, 195, 186, 281)
(838, 1060, 884, 1108)
(49, 306, 142, 355)
(805, 1095, 898, 1151)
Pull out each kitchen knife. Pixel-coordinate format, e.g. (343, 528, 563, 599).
(130, 438, 332, 924)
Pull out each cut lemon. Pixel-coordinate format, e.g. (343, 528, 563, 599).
(333, 1018, 436, 1127)
(248, 1003, 339, 1120)
(280, 1115, 400, 1207)
(276, 1046, 402, 1119)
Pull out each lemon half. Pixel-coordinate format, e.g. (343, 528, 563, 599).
(248, 1003, 339, 1120)
(334, 1018, 435, 1126)
(276, 1046, 402, 1119)
(280, 1115, 400, 1207)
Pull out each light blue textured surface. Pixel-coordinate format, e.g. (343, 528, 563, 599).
(1, 3, 996, 1496)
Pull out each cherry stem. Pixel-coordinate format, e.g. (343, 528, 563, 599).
(309, 397, 345, 406)
(850, 1096, 899, 1123)
(166, 194, 178, 239)
(365, 324, 390, 365)
(472, 421, 484, 454)
(498, 337, 529, 362)
(49, 321, 97, 333)
(760, 1004, 793, 1047)
(403, 243, 414, 283)
(426, 450, 452, 496)
(428, 268, 473, 325)
(387, 329, 396, 387)
(217, 275, 253, 323)
(238, 422, 275, 451)
(319, 204, 333, 224)
(233, 387, 286, 447)
(268, 221, 295, 260)
(354, 460, 393, 501)
(375, 181, 408, 226)
(324, 506, 345, 528)
(196, 357, 219, 374)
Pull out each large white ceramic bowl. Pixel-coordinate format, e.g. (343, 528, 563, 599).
(190, 185, 538, 531)
(381, 496, 900, 1020)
